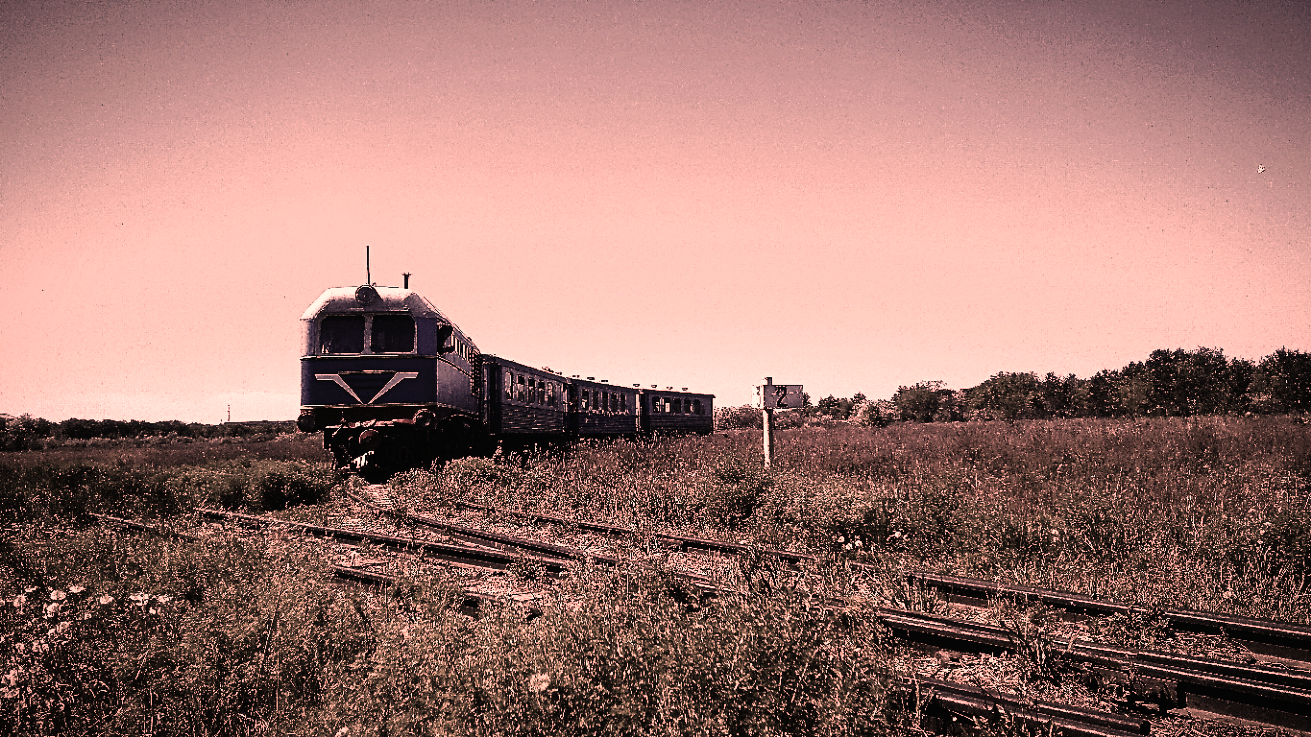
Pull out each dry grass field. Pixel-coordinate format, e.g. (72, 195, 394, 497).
(2, 416, 1308, 735)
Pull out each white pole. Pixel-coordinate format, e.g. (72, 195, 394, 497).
(762, 377, 774, 469)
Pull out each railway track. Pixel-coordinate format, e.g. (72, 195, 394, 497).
(438, 497, 1311, 668)
(92, 508, 1311, 734)
(351, 495, 1311, 732)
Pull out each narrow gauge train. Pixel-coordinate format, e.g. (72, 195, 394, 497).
(297, 282, 714, 474)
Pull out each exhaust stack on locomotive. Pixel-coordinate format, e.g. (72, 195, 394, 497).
(299, 277, 713, 477)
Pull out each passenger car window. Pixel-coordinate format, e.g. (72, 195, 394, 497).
(371, 315, 415, 353)
(504, 370, 513, 400)
(320, 316, 365, 354)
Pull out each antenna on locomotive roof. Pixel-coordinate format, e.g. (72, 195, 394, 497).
(365, 246, 371, 285)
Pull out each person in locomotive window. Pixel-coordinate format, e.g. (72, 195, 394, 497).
(371, 314, 415, 353)
(320, 315, 365, 354)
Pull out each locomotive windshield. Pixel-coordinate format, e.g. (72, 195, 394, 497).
(371, 314, 415, 353)
(318, 314, 416, 354)
(320, 316, 365, 354)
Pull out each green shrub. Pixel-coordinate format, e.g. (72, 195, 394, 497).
(701, 455, 772, 527)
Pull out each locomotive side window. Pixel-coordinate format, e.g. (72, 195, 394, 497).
(516, 374, 525, 402)
(320, 316, 365, 354)
(371, 315, 415, 353)
(693, 399, 702, 415)
(504, 370, 513, 400)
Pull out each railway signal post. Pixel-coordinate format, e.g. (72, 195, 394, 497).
(756, 378, 803, 469)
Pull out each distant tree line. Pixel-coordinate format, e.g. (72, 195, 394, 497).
(716, 347, 1311, 429)
(0, 416, 296, 451)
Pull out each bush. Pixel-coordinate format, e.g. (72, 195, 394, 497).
(702, 455, 772, 527)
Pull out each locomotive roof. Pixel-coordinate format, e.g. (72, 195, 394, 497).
(300, 286, 453, 322)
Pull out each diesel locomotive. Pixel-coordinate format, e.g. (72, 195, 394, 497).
(297, 282, 714, 474)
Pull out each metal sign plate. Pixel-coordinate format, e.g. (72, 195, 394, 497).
(757, 384, 804, 409)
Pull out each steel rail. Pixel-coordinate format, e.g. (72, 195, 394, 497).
(907, 571, 1311, 666)
(444, 500, 1311, 667)
(903, 677, 1149, 737)
(330, 562, 1148, 737)
(196, 507, 573, 575)
(88, 511, 1168, 735)
(91, 512, 546, 614)
(452, 498, 816, 564)
(338, 502, 1311, 729)
(347, 493, 727, 594)
(327, 564, 542, 617)
(876, 607, 1311, 732)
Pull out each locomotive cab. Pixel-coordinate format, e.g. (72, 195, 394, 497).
(299, 284, 482, 474)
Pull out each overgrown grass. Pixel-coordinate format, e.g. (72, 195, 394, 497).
(2, 528, 898, 736)
(401, 416, 1311, 623)
(4, 416, 1311, 734)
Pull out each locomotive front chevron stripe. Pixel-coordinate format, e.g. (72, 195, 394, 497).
(315, 371, 419, 405)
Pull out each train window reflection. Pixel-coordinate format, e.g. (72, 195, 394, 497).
(371, 315, 415, 353)
(320, 316, 365, 354)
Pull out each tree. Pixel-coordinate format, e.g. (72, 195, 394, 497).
(966, 372, 1041, 421)
(1254, 348, 1311, 413)
(1144, 347, 1239, 416)
(893, 381, 950, 423)
(1038, 372, 1086, 418)
(1086, 370, 1121, 417)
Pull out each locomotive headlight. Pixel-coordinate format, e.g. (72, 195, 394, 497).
(359, 428, 382, 451)
(355, 285, 379, 306)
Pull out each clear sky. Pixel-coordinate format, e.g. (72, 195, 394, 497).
(2, 0, 1307, 422)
